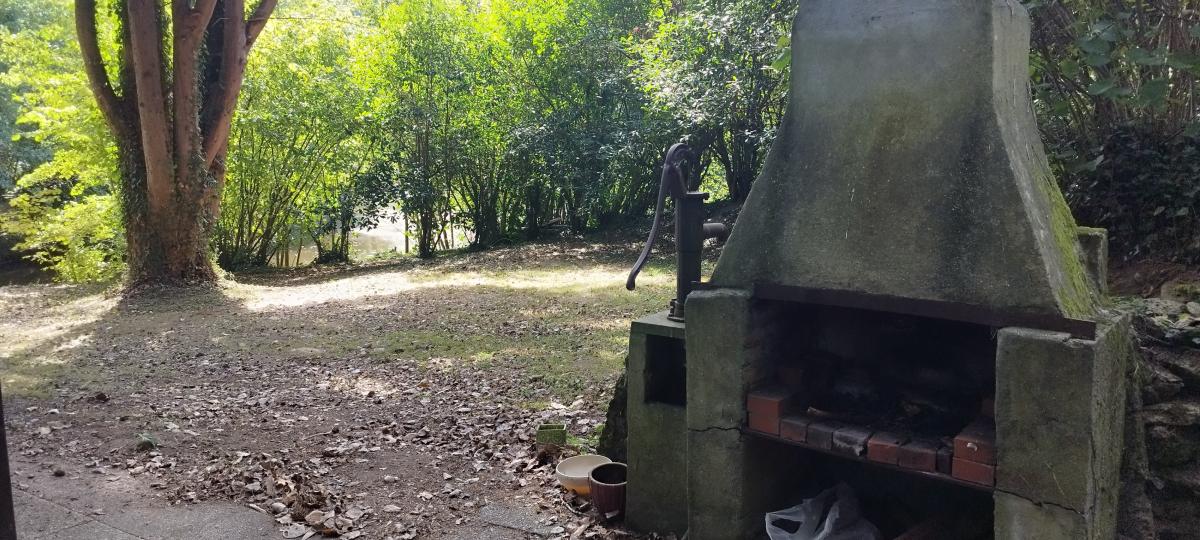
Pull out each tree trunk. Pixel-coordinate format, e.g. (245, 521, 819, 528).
(524, 181, 542, 240)
(418, 209, 435, 259)
(75, 0, 277, 286)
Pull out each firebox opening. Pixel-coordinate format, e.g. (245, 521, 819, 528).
(644, 334, 686, 406)
(753, 300, 996, 442)
(747, 300, 999, 537)
(773, 449, 996, 539)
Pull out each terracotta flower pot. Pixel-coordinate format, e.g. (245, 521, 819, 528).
(588, 462, 627, 519)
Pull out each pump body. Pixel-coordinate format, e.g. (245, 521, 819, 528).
(627, 143, 729, 321)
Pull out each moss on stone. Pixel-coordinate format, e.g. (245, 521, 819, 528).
(1039, 172, 1101, 319)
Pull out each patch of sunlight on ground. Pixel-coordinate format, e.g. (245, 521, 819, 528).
(0, 291, 115, 359)
(320, 373, 405, 399)
(0, 288, 116, 393)
(233, 264, 672, 312)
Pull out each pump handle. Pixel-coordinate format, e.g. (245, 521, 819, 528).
(627, 143, 693, 291)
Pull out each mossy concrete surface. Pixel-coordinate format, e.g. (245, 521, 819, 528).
(1077, 227, 1110, 295)
(711, 0, 1099, 320)
(680, 289, 804, 540)
(996, 492, 1090, 540)
(625, 312, 688, 535)
(994, 314, 1131, 539)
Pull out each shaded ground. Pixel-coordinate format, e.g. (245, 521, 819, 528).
(1110, 257, 1200, 298)
(1, 240, 677, 539)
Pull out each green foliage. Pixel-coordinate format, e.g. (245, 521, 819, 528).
(0, 0, 124, 282)
(360, 0, 477, 258)
(216, 0, 371, 268)
(1, 0, 60, 190)
(7, 193, 124, 282)
(1027, 1, 1200, 262)
(3, 0, 801, 274)
(634, 0, 795, 200)
(1028, 1, 1200, 153)
(498, 0, 671, 232)
(1070, 127, 1200, 261)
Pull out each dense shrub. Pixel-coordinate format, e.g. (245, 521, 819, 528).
(1027, 1, 1200, 263)
(1067, 128, 1200, 262)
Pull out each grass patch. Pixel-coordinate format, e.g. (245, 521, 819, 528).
(2, 241, 685, 401)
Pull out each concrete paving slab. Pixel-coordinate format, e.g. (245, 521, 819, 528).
(13, 472, 275, 540)
(31, 520, 140, 540)
(98, 504, 276, 540)
(477, 504, 556, 535)
(438, 524, 534, 539)
(14, 490, 90, 538)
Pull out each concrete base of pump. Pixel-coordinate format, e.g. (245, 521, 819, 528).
(624, 312, 689, 536)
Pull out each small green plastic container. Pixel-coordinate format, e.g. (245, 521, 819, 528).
(536, 423, 568, 445)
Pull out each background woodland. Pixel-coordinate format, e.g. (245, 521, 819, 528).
(1, 0, 1199, 282)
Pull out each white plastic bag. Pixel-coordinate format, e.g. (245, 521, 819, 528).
(765, 483, 882, 540)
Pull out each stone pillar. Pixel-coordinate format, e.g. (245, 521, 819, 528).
(994, 317, 1130, 540)
(684, 289, 800, 540)
(1077, 227, 1109, 295)
(625, 312, 688, 535)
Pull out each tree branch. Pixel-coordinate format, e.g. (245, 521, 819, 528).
(193, 0, 219, 18)
(180, 0, 219, 43)
(74, 0, 125, 136)
(202, 0, 277, 166)
(127, 0, 175, 215)
(202, 0, 245, 165)
(245, 0, 278, 48)
(172, 0, 216, 176)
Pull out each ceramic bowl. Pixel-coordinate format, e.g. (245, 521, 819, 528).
(555, 454, 611, 495)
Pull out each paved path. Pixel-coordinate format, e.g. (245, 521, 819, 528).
(11, 475, 555, 539)
(12, 474, 274, 540)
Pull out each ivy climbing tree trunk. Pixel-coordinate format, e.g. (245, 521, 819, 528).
(75, 0, 277, 285)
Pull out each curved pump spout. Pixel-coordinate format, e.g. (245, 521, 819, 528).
(627, 143, 730, 321)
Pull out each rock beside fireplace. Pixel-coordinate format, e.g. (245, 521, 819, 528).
(1129, 312, 1200, 540)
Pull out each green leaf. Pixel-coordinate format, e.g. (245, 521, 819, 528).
(1176, 207, 1191, 217)
(1135, 79, 1170, 109)
(1087, 79, 1116, 96)
(1084, 53, 1111, 68)
(1090, 21, 1120, 42)
(1168, 53, 1200, 71)
(771, 49, 790, 72)
(1060, 59, 1080, 77)
(1128, 47, 1166, 66)
(1078, 36, 1111, 55)
(1069, 155, 1105, 173)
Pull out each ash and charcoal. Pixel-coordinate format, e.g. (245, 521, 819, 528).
(769, 304, 995, 439)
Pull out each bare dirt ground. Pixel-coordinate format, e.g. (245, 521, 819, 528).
(1, 240, 676, 539)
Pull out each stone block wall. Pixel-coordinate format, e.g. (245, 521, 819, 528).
(1125, 300, 1200, 540)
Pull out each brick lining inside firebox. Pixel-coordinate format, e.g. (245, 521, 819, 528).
(748, 302, 996, 475)
(744, 301, 998, 537)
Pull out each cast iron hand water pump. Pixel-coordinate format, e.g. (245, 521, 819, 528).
(627, 143, 729, 321)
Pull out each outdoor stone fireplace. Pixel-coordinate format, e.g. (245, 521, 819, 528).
(624, 1, 1134, 538)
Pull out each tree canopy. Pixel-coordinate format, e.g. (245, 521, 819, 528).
(3, 0, 1200, 282)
